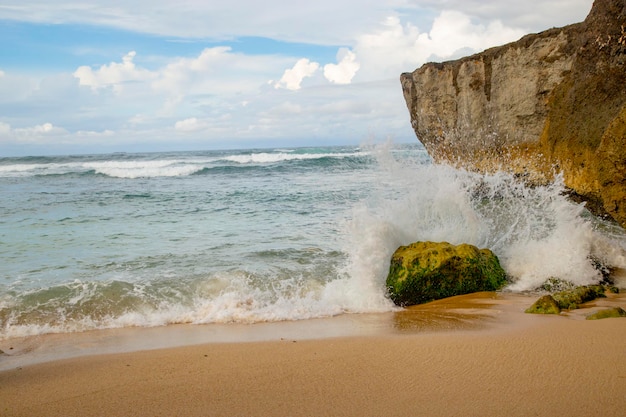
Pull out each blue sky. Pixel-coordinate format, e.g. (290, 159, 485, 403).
(0, 0, 594, 156)
(0, 23, 341, 72)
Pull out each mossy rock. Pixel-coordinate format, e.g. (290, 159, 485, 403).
(526, 285, 610, 314)
(552, 285, 606, 310)
(586, 307, 626, 320)
(386, 241, 507, 306)
(525, 295, 561, 314)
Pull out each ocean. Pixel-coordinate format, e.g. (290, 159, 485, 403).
(1, 142, 625, 340)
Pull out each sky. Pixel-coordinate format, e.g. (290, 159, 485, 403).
(0, 0, 594, 156)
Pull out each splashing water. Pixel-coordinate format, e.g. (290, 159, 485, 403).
(341, 143, 626, 294)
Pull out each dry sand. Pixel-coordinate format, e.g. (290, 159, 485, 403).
(1, 292, 625, 417)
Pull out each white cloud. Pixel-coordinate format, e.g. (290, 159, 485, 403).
(68, 46, 297, 123)
(413, 0, 593, 31)
(0, 122, 68, 145)
(0, 121, 11, 134)
(274, 58, 320, 90)
(324, 48, 360, 85)
(0, 1, 594, 45)
(351, 12, 525, 81)
(151, 46, 296, 104)
(152, 47, 231, 95)
(0, 1, 390, 45)
(73, 51, 156, 93)
(174, 117, 207, 132)
(76, 129, 115, 137)
(421, 11, 524, 59)
(14, 122, 63, 135)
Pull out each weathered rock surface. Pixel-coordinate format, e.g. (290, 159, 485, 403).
(401, 0, 626, 227)
(386, 241, 507, 306)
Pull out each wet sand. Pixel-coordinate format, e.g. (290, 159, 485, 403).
(1, 292, 625, 417)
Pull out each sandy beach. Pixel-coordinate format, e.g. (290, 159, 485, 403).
(1, 292, 625, 417)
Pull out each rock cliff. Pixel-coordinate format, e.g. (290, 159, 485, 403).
(401, 0, 626, 228)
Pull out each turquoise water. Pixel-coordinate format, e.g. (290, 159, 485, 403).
(1, 142, 625, 339)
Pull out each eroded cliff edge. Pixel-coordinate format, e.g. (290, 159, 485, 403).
(401, 0, 626, 228)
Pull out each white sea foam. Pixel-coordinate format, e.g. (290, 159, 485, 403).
(0, 150, 361, 178)
(0, 162, 82, 177)
(0, 272, 352, 339)
(0, 160, 206, 178)
(83, 160, 205, 178)
(0, 163, 42, 176)
(222, 151, 361, 164)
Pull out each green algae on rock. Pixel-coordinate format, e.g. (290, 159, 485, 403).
(552, 285, 606, 310)
(586, 307, 626, 320)
(525, 285, 610, 314)
(386, 241, 507, 306)
(525, 295, 561, 315)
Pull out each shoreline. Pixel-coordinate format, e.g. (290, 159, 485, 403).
(1, 292, 625, 416)
(0, 291, 524, 371)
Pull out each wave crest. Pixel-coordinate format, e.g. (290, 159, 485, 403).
(0, 148, 368, 178)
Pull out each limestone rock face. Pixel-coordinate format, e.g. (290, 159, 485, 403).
(386, 241, 507, 306)
(401, 0, 626, 227)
